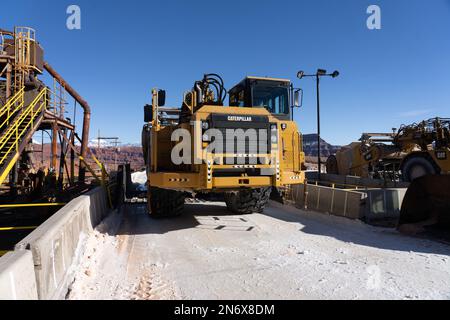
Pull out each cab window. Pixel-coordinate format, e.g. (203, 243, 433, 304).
(252, 86, 289, 114)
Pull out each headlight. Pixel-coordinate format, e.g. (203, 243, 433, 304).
(270, 123, 278, 143)
(202, 121, 209, 130)
(202, 133, 210, 141)
(271, 135, 278, 143)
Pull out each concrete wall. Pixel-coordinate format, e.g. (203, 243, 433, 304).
(0, 187, 110, 300)
(0, 251, 38, 300)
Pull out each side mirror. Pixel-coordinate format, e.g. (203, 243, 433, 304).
(144, 104, 153, 122)
(158, 90, 166, 107)
(293, 89, 303, 108)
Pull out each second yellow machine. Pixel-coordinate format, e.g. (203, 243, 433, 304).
(142, 74, 305, 217)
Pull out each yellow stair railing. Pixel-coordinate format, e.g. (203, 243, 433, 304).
(0, 88, 47, 185)
(0, 87, 25, 132)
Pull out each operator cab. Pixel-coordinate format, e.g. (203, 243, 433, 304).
(229, 76, 294, 120)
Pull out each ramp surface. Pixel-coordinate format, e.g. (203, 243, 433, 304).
(68, 202, 450, 300)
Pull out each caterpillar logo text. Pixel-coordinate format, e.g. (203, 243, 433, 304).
(228, 116, 252, 122)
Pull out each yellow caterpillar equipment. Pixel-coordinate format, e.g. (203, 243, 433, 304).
(142, 74, 305, 217)
(326, 118, 450, 235)
(326, 117, 450, 182)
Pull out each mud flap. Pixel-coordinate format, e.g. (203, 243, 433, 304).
(270, 187, 285, 204)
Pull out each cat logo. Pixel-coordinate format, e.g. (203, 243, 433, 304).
(227, 116, 252, 122)
(436, 151, 447, 160)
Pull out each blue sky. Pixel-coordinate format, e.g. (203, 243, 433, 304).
(1, 0, 450, 145)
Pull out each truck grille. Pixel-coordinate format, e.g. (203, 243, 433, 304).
(209, 114, 271, 165)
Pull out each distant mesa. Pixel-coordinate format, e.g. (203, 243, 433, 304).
(32, 135, 339, 170)
(302, 134, 341, 157)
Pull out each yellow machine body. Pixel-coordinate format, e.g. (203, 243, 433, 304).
(326, 118, 450, 182)
(143, 76, 305, 193)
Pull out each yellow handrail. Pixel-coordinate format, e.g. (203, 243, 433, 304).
(0, 87, 25, 130)
(0, 88, 47, 166)
(0, 87, 24, 114)
(14, 27, 37, 71)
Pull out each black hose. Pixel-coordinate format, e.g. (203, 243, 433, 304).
(195, 74, 228, 105)
(204, 74, 227, 103)
(207, 79, 224, 103)
(208, 82, 221, 101)
(205, 73, 225, 88)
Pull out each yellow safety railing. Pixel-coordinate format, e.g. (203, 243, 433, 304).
(0, 88, 46, 151)
(0, 226, 37, 231)
(309, 180, 365, 191)
(14, 27, 37, 72)
(58, 130, 113, 208)
(0, 203, 66, 209)
(79, 152, 113, 208)
(0, 88, 47, 185)
(0, 87, 25, 131)
(0, 250, 9, 257)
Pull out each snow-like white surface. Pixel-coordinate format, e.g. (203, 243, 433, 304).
(131, 171, 147, 185)
(68, 202, 450, 300)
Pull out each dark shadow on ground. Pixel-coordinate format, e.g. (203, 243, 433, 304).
(262, 203, 450, 256)
(112, 200, 450, 256)
(116, 201, 255, 236)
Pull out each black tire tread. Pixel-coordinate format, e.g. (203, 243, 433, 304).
(401, 155, 437, 182)
(147, 187, 185, 218)
(224, 187, 271, 214)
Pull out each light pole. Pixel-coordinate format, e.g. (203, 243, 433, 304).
(297, 69, 339, 179)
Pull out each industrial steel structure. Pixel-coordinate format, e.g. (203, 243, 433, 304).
(0, 27, 110, 256)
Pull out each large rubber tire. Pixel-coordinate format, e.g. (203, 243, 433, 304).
(147, 187, 185, 218)
(401, 156, 437, 182)
(224, 187, 271, 215)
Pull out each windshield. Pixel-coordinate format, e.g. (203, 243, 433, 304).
(252, 86, 289, 114)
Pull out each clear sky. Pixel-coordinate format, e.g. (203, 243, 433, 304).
(1, 0, 450, 145)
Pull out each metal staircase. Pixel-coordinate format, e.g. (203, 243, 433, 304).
(0, 87, 25, 132)
(0, 26, 96, 192)
(0, 87, 47, 185)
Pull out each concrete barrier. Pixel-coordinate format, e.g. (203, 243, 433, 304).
(291, 184, 366, 219)
(364, 188, 407, 221)
(0, 250, 38, 300)
(291, 184, 407, 221)
(14, 187, 109, 300)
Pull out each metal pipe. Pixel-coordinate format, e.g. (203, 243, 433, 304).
(0, 29, 14, 37)
(52, 122, 57, 170)
(316, 75, 321, 179)
(43, 61, 91, 183)
(5, 63, 11, 100)
(70, 131, 75, 185)
(195, 82, 203, 105)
